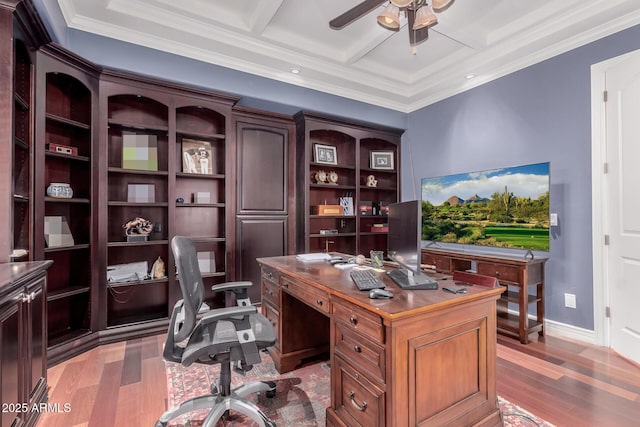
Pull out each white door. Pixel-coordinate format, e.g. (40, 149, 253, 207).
(604, 51, 640, 363)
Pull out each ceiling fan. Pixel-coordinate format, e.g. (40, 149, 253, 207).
(329, 0, 455, 48)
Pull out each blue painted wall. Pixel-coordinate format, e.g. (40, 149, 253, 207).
(33, 0, 640, 331)
(403, 24, 640, 330)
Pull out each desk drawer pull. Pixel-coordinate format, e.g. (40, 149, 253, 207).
(349, 315, 357, 325)
(354, 345, 361, 353)
(263, 272, 273, 280)
(349, 391, 367, 412)
(316, 299, 323, 306)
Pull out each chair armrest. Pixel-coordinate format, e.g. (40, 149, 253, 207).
(198, 305, 257, 327)
(211, 281, 253, 306)
(211, 281, 252, 293)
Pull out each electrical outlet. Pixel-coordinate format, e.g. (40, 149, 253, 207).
(564, 293, 576, 309)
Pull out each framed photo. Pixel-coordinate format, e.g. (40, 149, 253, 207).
(44, 216, 74, 248)
(122, 132, 158, 171)
(314, 144, 338, 165)
(182, 139, 213, 175)
(127, 184, 155, 203)
(370, 151, 395, 170)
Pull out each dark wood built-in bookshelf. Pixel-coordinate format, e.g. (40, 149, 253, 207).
(295, 111, 403, 256)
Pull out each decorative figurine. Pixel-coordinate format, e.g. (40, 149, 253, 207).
(315, 170, 327, 183)
(366, 174, 378, 187)
(328, 171, 339, 185)
(151, 256, 165, 279)
(123, 217, 153, 242)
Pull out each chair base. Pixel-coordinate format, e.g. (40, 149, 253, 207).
(155, 380, 277, 427)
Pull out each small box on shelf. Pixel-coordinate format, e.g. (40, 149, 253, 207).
(312, 205, 343, 216)
(193, 192, 211, 204)
(370, 223, 388, 232)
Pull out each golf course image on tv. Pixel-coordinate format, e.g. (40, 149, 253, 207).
(421, 162, 550, 252)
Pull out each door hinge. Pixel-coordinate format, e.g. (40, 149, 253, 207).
(603, 90, 608, 102)
(604, 235, 610, 245)
(603, 162, 608, 174)
(606, 306, 611, 318)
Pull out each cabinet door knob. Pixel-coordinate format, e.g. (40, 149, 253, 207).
(349, 391, 367, 411)
(316, 300, 323, 306)
(349, 315, 357, 325)
(354, 345, 361, 353)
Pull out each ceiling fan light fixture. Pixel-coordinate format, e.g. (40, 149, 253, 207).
(431, 0, 454, 12)
(390, 0, 413, 7)
(413, 5, 437, 30)
(377, 4, 400, 30)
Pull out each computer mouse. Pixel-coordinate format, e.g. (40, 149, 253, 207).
(369, 288, 393, 299)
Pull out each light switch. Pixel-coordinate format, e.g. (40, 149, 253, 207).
(550, 213, 558, 226)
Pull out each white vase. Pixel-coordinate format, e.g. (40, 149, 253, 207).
(47, 183, 73, 199)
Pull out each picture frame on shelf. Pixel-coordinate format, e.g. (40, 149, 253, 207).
(182, 138, 213, 175)
(127, 184, 155, 203)
(370, 151, 394, 170)
(122, 132, 158, 171)
(314, 144, 338, 165)
(197, 251, 216, 274)
(44, 216, 75, 248)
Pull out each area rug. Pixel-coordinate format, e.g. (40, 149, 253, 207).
(164, 351, 554, 426)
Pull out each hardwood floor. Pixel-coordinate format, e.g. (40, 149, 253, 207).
(37, 333, 640, 427)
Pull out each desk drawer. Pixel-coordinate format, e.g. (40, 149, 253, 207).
(335, 322, 385, 384)
(422, 253, 451, 272)
(332, 299, 384, 344)
(334, 356, 385, 427)
(261, 266, 279, 286)
(261, 277, 279, 307)
(281, 276, 330, 314)
(477, 262, 519, 283)
(262, 302, 280, 350)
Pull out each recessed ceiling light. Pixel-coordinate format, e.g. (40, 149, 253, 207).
(290, 68, 301, 74)
(465, 74, 476, 80)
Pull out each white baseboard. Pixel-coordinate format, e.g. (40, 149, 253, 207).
(544, 319, 596, 345)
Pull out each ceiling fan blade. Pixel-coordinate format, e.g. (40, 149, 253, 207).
(407, 8, 429, 45)
(329, 0, 386, 30)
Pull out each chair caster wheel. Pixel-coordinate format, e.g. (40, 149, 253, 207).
(154, 421, 167, 427)
(264, 380, 277, 398)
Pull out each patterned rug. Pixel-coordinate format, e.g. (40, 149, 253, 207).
(164, 351, 554, 426)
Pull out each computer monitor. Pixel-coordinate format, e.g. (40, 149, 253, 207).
(387, 200, 422, 275)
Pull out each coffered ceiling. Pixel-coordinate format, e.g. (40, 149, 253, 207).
(54, 0, 640, 112)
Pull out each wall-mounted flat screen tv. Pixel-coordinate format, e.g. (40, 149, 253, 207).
(421, 162, 550, 252)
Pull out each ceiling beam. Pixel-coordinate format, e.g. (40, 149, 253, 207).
(248, 0, 285, 35)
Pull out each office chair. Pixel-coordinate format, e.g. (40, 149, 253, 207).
(155, 236, 277, 427)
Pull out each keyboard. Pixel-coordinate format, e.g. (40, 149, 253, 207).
(350, 269, 386, 291)
(387, 269, 439, 290)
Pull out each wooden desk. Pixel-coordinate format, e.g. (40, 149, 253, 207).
(257, 256, 504, 426)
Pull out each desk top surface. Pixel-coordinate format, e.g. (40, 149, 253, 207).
(257, 255, 504, 321)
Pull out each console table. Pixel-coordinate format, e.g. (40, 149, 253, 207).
(422, 248, 548, 344)
(258, 255, 504, 426)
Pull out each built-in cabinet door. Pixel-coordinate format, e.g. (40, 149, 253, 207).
(0, 293, 21, 427)
(236, 124, 289, 215)
(236, 217, 287, 302)
(26, 277, 46, 407)
(234, 114, 295, 302)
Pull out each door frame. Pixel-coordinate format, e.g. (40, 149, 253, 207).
(590, 48, 640, 347)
